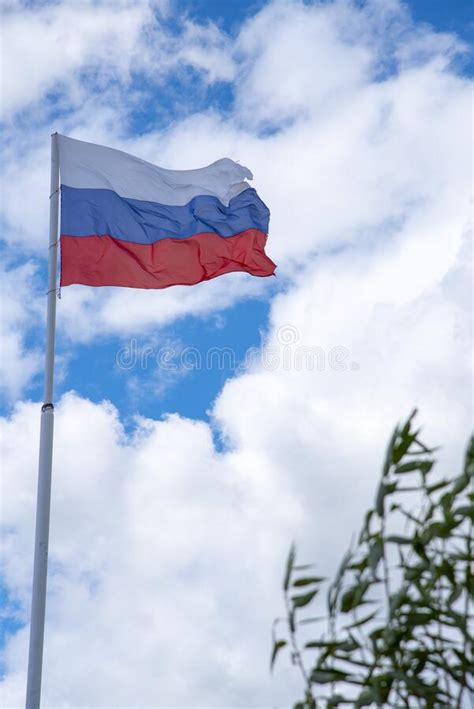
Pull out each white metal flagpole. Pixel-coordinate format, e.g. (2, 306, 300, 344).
(25, 132, 60, 709)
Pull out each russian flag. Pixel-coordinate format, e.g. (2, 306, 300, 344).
(57, 135, 276, 289)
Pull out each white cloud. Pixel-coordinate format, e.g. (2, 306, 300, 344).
(0, 1, 155, 117)
(234, 0, 373, 129)
(0, 0, 234, 121)
(0, 393, 301, 706)
(169, 19, 236, 82)
(0, 262, 43, 400)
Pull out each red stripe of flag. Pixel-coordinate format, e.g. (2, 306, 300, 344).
(60, 229, 276, 289)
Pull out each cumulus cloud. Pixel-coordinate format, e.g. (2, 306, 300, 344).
(0, 0, 472, 705)
(0, 0, 235, 120)
(0, 261, 44, 400)
(0, 0, 155, 117)
(169, 19, 236, 82)
(1, 394, 301, 706)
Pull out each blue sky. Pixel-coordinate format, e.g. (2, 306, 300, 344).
(178, 0, 474, 37)
(0, 0, 472, 705)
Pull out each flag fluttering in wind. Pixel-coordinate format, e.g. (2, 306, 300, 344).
(57, 135, 276, 289)
(25, 134, 275, 709)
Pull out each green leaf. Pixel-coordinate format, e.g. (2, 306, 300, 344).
(421, 519, 461, 543)
(440, 491, 454, 512)
(368, 538, 383, 573)
(372, 674, 394, 702)
(343, 609, 378, 629)
(305, 639, 359, 652)
(438, 560, 456, 584)
(404, 561, 429, 581)
(348, 556, 369, 573)
(385, 534, 412, 545)
(355, 688, 374, 706)
(289, 608, 295, 633)
(327, 695, 346, 708)
(340, 579, 370, 613)
(363, 509, 374, 534)
(370, 626, 386, 643)
(392, 427, 417, 464)
(389, 588, 410, 614)
(292, 588, 319, 609)
(444, 609, 469, 634)
(467, 574, 474, 598)
(328, 548, 353, 615)
(310, 669, 349, 684)
(453, 504, 474, 522)
(448, 585, 463, 604)
(293, 576, 326, 587)
(451, 474, 469, 496)
(403, 610, 436, 626)
(394, 460, 434, 475)
(383, 424, 399, 476)
(298, 616, 327, 625)
(463, 435, 474, 477)
(305, 640, 334, 649)
(284, 544, 296, 591)
(270, 639, 287, 671)
(375, 481, 397, 516)
(391, 670, 442, 699)
(426, 479, 450, 494)
(299, 692, 317, 709)
(413, 535, 429, 562)
(335, 640, 361, 652)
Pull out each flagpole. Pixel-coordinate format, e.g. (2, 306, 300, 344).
(25, 132, 60, 709)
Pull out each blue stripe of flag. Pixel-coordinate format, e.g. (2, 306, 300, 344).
(61, 185, 270, 244)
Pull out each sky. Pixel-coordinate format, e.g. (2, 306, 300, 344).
(0, 0, 472, 706)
